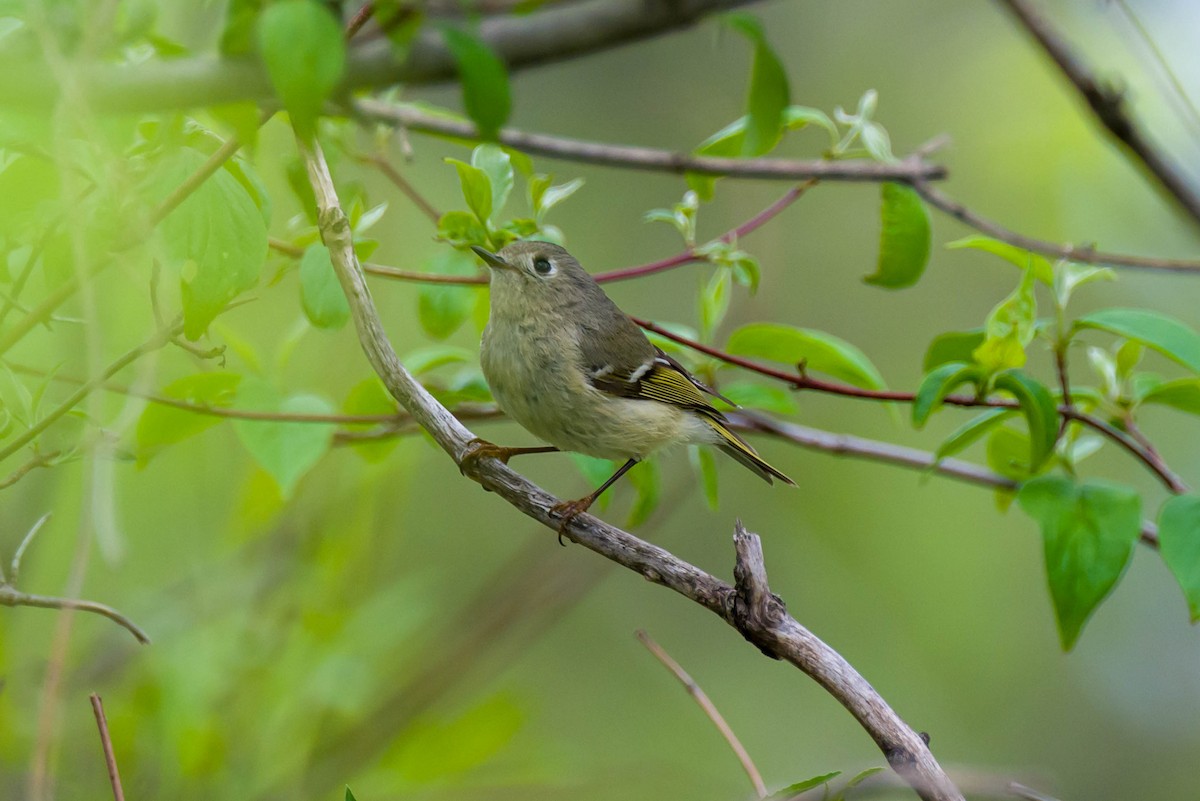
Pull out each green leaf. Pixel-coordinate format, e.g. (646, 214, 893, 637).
(973, 268, 1037, 372)
(859, 121, 894, 162)
(471, 144, 513, 220)
(342, 378, 400, 464)
(440, 25, 511, 141)
(1158, 495, 1200, 622)
(232, 380, 336, 498)
(993, 369, 1058, 470)
(835, 767, 885, 799)
(256, 0, 345, 136)
(766, 771, 842, 801)
(391, 693, 523, 782)
(727, 323, 885, 389)
(1115, 339, 1143, 378)
(437, 209, 489, 248)
(865, 183, 931, 288)
(1076, 308, 1200, 374)
(1055, 262, 1115, 308)
(401, 345, 474, 375)
(723, 13, 790, 157)
(532, 177, 584, 224)
(699, 269, 732, 337)
(987, 425, 1033, 481)
(445, 158, 493, 226)
(687, 107, 836, 200)
(299, 244, 349, 330)
(690, 446, 720, 510)
(136, 373, 242, 466)
(570, 455, 617, 512)
(923, 329, 985, 371)
(934, 408, 1015, 462)
(156, 149, 267, 339)
(912, 362, 979, 427)
(626, 458, 660, 528)
(419, 250, 478, 339)
(220, 0, 264, 56)
(345, 787, 358, 801)
(947, 236, 1053, 285)
(1140, 378, 1200, 414)
(1017, 477, 1141, 650)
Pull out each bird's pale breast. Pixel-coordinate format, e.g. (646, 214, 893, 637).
(481, 321, 714, 460)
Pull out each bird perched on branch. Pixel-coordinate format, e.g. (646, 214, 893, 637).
(465, 240, 793, 532)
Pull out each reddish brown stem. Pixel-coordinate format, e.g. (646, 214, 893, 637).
(634, 318, 1189, 494)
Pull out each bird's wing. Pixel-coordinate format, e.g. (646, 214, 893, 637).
(588, 347, 722, 417)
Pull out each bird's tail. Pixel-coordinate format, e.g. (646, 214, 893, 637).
(702, 416, 795, 486)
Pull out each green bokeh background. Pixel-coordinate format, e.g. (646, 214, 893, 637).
(3, 1, 1200, 799)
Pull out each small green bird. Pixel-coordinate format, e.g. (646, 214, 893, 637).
(468, 241, 793, 528)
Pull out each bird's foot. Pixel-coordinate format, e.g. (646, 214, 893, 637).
(549, 496, 596, 546)
(459, 438, 515, 476)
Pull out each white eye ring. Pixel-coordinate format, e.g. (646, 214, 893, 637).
(533, 257, 555, 276)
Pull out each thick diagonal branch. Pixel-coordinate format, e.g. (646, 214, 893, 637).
(997, 0, 1200, 227)
(297, 133, 964, 801)
(0, 0, 756, 112)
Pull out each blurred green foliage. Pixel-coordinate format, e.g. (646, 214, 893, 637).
(2, 2, 1200, 801)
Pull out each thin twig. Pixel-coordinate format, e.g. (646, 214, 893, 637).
(733, 412, 1160, 547)
(357, 153, 443, 222)
(275, 181, 813, 287)
(997, 0, 1200, 227)
(353, 99, 946, 184)
(10, 512, 52, 584)
(913, 181, 1200, 273)
(635, 318, 1189, 494)
(345, 2, 374, 40)
(637, 630, 768, 798)
(89, 693, 127, 801)
(0, 323, 180, 465)
(0, 114, 272, 360)
(0, 585, 149, 644)
(0, 450, 61, 491)
(0, 222, 58, 330)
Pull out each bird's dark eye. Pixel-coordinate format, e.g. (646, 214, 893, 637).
(533, 257, 554, 275)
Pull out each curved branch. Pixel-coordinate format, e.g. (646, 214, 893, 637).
(997, 0, 1200, 228)
(0, 0, 756, 112)
(354, 100, 947, 183)
(297, 133, 965, 801)
(0, 585, 150, 644)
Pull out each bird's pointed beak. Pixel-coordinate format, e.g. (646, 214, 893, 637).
(471, 245, 511, 270)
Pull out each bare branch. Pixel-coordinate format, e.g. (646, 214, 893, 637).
(296, 130, 965, 801)
(637, 630, 768, 798)
(736, 413, 1160, 548)
(89, 694, 127, 801)
(997, 0, 1200, 227)
(354, 99, 947, 184)
(355, 153, 443, 223)
(9, 512, 52, 584)
(913, 181, 1200, 273)
(0, 585, 150, 644)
